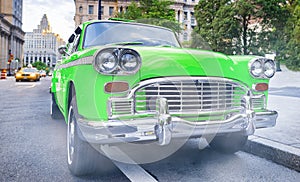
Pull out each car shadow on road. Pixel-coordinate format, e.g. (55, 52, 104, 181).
(269, 87, 300, 98)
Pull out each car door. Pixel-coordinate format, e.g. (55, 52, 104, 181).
(56, 30, 82, 112)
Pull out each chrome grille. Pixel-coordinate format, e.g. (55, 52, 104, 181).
(252, 96, 266, 110)
(134, 78, 247, 113)
(108, 99, 133, 117)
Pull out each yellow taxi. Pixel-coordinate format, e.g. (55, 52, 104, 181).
(15, 67, 40, 82)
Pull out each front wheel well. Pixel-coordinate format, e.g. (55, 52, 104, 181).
(67, 81, 75, 117)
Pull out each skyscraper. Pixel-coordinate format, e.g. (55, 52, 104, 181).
(23, 14, 65, 68)
(0, 0, 25, 74)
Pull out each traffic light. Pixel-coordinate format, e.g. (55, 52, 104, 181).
(8, 54, 14, 63)
(9, 54, 14, 60)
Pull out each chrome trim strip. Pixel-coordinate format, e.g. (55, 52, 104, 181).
(116, 77, 249, 99)
(56, 56, 93, 69)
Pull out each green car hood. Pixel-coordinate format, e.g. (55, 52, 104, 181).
(131, 47, 240, 81)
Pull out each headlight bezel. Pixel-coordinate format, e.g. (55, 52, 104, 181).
(93, 49, 119, 74)
(119, 49, 141, 73)
(93, 47, 141, 75)
(263, 59, 276, 78)
(249, 58, 276, 79)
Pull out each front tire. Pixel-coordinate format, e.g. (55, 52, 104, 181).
(209, 133, 248, 154)
(67, 95, 109, 176)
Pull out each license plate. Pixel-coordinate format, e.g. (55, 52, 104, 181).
(24, 77, 27, 79)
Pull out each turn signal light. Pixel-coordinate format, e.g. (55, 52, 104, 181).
(105, 82, 129, 93)
(254, 83, 268, 91)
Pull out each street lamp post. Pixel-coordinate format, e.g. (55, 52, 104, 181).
(275, 53, 282, 72)
(98, 0, 101, 20)
(7, 62, 11, 76)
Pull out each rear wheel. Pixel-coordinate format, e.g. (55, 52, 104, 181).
(50, 93, 64, 119)
(67, 94, 111, 176)
(209, 133, 248, 154)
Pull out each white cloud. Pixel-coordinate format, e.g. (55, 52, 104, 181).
(23, 0, 76, 41)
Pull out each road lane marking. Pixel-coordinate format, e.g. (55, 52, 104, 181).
(101, 146, 158, 182)
(15, 82, 41, 88)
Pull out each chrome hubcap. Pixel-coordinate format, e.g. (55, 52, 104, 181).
(67, 106, 75, 165)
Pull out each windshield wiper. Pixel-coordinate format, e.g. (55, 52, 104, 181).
(113, 42, 144, 46)
(157, 44, 174, 48)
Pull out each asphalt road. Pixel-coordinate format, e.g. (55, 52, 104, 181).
(0, 77, 299, 181)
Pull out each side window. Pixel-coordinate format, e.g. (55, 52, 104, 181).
(66, 27, 82, 54)
(72, 35, 81, 53)
(66, 34, 75, 55)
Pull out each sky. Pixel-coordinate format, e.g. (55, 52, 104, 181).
(23, 0, 76, 41)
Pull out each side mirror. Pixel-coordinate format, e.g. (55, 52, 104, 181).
(58, 45, 69, 56)
(75, 27, 82, 35)
(68, 34, 75, 43)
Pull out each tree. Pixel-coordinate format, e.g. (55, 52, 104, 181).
(212, 3, 241, 54)
(115, 0, 181, 32)
(32, 61, 47, 70)
(117, 2, 142, 20)
(193, 0, 230, 52)
(193, 0, 291, 56)
(285, 2, 300, 70)
(139, 0, 175, 21)
(255, 0, 291, 62)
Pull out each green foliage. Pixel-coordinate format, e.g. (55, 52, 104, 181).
(190, 31, 212, 50)
(115, 0, 181, 32)
(140, 0, 175, 20)
(193, 0, 229, 52)
(286, 3, 300, 71)
(193, 0, 292, 57)
(117, 2, 142, 20)
(32, 61, 48, 71)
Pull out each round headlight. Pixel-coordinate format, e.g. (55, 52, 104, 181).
(94, 51, 118, 74)
(120, 51, 141, 73)
(250, 60, 263, 77)
(264, 60, 275, 78)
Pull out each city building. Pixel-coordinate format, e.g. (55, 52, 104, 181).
(0, 0, 25, 74)
(73, 0, 198, 42)
(172, 0, 198, 42)
(23, 14, 65, 68)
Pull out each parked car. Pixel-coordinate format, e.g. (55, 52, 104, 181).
(50, 20, 278, 175)
(39, 70, 47, 77)
(15, 67, 40, 82)
(48, 71, 53, 76)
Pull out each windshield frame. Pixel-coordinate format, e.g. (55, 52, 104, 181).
(82, 21, 181, 49)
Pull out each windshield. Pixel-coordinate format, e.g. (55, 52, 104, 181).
(83, 22, 180, 48)
(23, 68, 37, 73)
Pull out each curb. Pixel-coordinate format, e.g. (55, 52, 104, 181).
(243, 136, 300, 172)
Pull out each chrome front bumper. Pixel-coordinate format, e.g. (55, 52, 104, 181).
(77, 98, 278, 145)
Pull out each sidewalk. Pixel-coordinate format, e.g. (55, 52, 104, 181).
(243, 65, 300, 172)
